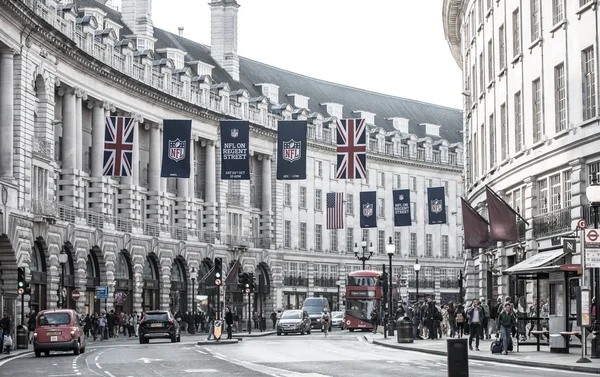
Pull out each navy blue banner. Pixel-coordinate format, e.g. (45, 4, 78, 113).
(427, 187, 446, 224)
(360, 191, 377, 228)
(277, 120, 307, 180)
(220, 120, 250, 180)
(161, 119, 191, 178)
(393, 189, 412, 227)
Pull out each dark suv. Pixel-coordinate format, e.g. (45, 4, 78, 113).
(276, 310, 311, 336)
(139, 310, 180, 344)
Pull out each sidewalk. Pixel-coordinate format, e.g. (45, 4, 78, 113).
(0, 347, 33, 362)
(367, 333, 600, 374)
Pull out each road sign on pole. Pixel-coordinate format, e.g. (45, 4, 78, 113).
(72, 289, 81, 301)
(95, 286, 109, 299)
(578, 218, 587, 229)
(585, 229, 600, 249)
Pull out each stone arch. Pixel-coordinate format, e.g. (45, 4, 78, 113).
(170, 256, 188, 314)
(141, 252, 160, 311)
(61, 241, 78, 309)
(29, 237, 48, 314)
(114, 249, 133, 313)
(253, 262, 273, 317)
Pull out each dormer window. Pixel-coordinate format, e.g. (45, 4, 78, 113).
(137, 38, 147, 51)
(257, 83, 279, 103)
(287, 94, 310, 109)
(390, 117, 410, 134)
(167, 52, 185, 70)
(323, 103, 343, 118)
(197, 61, 214, 77)
(421, 123, 441, 137)
(84, 11, 103, 26)
(353, 110, 376, 124)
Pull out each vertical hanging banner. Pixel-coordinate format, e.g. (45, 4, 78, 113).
(103, 116, 134, 177)
(220, 120, 250, 180)
(360, 191, 377, 228)
(277, 120, 307, 179)
(161, 119, 191, 178)
(427, 187, 447, 224)
(393, 189, 412, 227)
(336, 118, 367, 179)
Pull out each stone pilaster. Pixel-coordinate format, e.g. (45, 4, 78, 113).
(261, 154, 273, 245)
(61, 87, 77, 170)
(89, 102, 113, 220)
(133, 262, 143, 314)
(0, 50, 14, 178)
(203, 140, 218, 236)
(75, 89, 86, 171)
(160, 260, 171, 310)
(523, 176, 537, 255)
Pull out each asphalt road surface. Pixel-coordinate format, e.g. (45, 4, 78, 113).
(0, 330, 596, 376)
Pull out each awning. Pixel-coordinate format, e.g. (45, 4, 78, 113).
(504, 249, 568, 275)
(225, 258, 240, 285)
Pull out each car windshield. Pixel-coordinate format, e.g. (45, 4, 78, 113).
(144, 313, 169, 321)
(346, 299, 377, 322)
(281, 312, 301, 319)
(38, 313, 71, 326)
(303, 306, 323, 315)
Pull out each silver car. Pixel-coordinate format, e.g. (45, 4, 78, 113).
(277, 310, 311, 335)
(331, 311, 345, 329)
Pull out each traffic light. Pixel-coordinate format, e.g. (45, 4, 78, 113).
(248, 273, 255, 293)
(214, 257, 222, 286)
(237, 272, 249, 289)
(24, 281, 31, 295)
(17, 267, 26, 295)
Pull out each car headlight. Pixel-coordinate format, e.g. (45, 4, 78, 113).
(296, 322, 302, 326)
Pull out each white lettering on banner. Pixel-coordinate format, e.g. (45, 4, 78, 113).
(222, 141, 248, 160)
(394, 203, 410, 215)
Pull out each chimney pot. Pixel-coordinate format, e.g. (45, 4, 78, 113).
(178, 27, 184, 37)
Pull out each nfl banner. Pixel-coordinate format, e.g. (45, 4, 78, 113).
(359, 191, 377, 228)
(103, 116, 134, 177)
(393, 189, 411, 227)
(161, 119, 191, 178)
(220, 120, 250, 180)
(427, 187, 446, 224)
(277, 120, 307, 180)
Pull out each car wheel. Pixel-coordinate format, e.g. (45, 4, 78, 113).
(34, 350, 41, 358)
(277, 330, 281, 336)
(349, 329, 355, 332)
(81, 347, 86, 354)
(74, 342, 80, 355)
(44, 350, 50, 356)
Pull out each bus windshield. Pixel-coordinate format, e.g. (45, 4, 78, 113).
(347, 276, 377, 287)
(346, 299, 377, 323)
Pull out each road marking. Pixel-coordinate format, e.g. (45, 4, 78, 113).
(184, 369, 218, 373)
(137, 357, 163, 364)
(95, 356, 99, 361)
(104, 372, 116, 377)
(214, 352, 226, 358)
(96, 363, 102, 369)
(195, 350, 207, 354)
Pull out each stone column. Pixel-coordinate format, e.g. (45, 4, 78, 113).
(188, 137, 196, 198)
(75, 89, 86, 171)
(205, 141, 216, 203)
(61, 87, 77, 170)
(0, 50, 14, 178)
(261, 155, 271, 212)
(148, 124, 161, 192)
(523, 176, 537, 255)
(90, 101, 105, 177)
(122, 113, 140, 186)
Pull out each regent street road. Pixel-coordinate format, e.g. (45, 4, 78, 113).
(1, 331, 596, 377)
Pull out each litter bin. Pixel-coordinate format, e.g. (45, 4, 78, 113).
(447, 338, 468, 377)
(16, 325, 28, 350)
(396, 318, 413, 343)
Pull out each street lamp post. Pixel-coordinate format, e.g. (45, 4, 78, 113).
(586, 174, 600, 358)
(386, 237, 395, 337)
(354, 239, 374, 270)
(190, 267, 197, 335)
(414, 259, 421, 302)
(58, 249, 68, 309)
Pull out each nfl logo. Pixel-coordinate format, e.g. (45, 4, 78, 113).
(431, 199, 442, 214)
(168, 139, 186, 162)
(231, 128, 239, 138)
(398, 194, 404, 201)
(282, 139, 301, 162)
(362, 203, 373, 217)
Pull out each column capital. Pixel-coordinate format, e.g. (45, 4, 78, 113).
(129, 112, 144, 123)
(54, 77, 61, 88)
(569, 158, 585, 168)
(102, 101, 115, 112)
(56, 87, 66, 97)
(523, 176, 537, 185)
(144, 122, 161, 131)
(74, 87, 86, 99)
(87, 99, 104, 110)
(191, 133, 199, 142)
(0, 49, 15, 57)
(201, 139, 215, 147)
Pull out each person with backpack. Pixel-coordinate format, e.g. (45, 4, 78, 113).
(321, 308, 330, 337)
(455, 304, 466, 338)
(497, 302, 516, 355)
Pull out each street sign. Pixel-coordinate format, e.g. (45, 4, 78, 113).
(72, 289, 81, 301)
(578, 218, 587, 229)
(95, 285, 109, 299)
(585, 250, 600, 268)
(61, 288, 67, 298)
(564, 239, 576, 254)
(585, 229, 600, 249)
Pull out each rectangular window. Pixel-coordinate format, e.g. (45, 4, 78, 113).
(514, 91, 523, 152)
(410, 233, 417, 256)
(378, 198, 385, 218)
(315, 189, 322, 211)
(581, 0, 592, 6)
(410, 176, 417, 191)
(299, 186, 307, 208)
(487, 39, 494, 82)
(315, 224, 322, 251)
(347, 227, 354, 255)
(512, 8, 521, 57)
(480, 123, 486, 175)
(498, 24, 506, 70)
(500, 103, 508, 160)
(531, 0, 540, 41)
(473, 132, 478, 178)
(346, 193, 353, 215)
(378, 171, 385, 187)
(550, 174, 561, 212)
(479, 52, 484, 93)
(563, 171, 571, 208)
(300, 222, 307, 249)
(478, 0, 484, 23)
(411, 202, 417, 221)
(426, 234, 433, 257)
(588, 162, 600, 183)
(472, 64, 477, 98)
(378, 230, 385, 255)
(489, 113, 495, 166)
(330, 230, 338, 252)
(284, 220, 291, 248)
(538, 178, 548, 214)
(394, 231, 401, 256)
(315, 160, 322, 177)
(284, 184, 291, 206)
(394, 174, 401, 189)
(532, 78, 542, 142)
(442, 235, 449, 258)
(555, 63, 567, 132)
(583, 47, 597, 120)
(552, 0, 564, 25)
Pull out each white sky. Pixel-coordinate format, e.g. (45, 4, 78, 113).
(148, 0, 462, 109)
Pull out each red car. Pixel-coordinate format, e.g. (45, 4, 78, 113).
(33, 309, 86, 357)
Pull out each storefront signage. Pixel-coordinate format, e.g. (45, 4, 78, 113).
(584, 229, 600, 249)
(585, 249, 600, 268)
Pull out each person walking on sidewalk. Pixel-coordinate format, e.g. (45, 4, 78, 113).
(0, 310, 11, 353)
(206, 304, 216, 340)
(411, 303, 422, 339)
(480, 297, 490, 339)
(27, 311, 37, 344)
(270, 311, 278, 330)
(467, 299, 483, 351)
(497, 302, 516, 355)
(225, 307, 233, 339)
(455, 304, 466, 338)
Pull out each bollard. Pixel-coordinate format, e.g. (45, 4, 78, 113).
(447, 338, 469, 377)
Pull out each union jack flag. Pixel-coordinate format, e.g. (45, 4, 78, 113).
(336, 118, 367, 179)
(103, 116, 134, 177)
(326, 192, 344, 229)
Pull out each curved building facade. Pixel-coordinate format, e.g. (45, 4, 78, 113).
(444, 0, 600, 300)
(0, 0, 464, 323)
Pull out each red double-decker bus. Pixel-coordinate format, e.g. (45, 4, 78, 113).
(344, 270, 383, 332)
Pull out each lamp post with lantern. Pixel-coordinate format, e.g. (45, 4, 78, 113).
(586, 174, 600, 358)
(58, 248, 68, 309)
(386, 237, 395, 336)
(414, 259, 421, 302)
(354, 239, 374, 270)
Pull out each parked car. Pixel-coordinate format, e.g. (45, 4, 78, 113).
(139, 310, 180, 344)
(276, 310, 311, 336)
(331, 311, 345, 329)
(33, 309, 86, 357)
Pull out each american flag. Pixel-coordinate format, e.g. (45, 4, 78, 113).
(326, 192, 344, 229)
(103, 116, 134, 177)
(336, 118, 367, 179)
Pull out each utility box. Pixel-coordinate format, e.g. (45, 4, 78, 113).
(447, 338, 468, 377)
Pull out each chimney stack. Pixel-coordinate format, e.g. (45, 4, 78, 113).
(178, 27, 184, 37)
(209, 0, 240, 81)
(121, 0, 154, 39)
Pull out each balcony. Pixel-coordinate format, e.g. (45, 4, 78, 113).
(283, 276, 309, 287)
(314, 276, 338, 287)
(440, 279, 459, 289)
(532, 207, 571, 238)
(226, 234, 250, 247)
(252, 237, 272, 249)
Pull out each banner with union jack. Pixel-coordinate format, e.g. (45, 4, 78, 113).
(103, 116, 134, 177)
(336, 118, 367, 179)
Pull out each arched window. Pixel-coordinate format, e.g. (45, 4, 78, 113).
(117, 253, 130, 279)
(30, 245, 43, 273)
(171, 261, 184, 282)
(143, 257, 157, 280)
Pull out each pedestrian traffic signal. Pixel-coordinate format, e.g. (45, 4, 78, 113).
(214, 257, 222, 286)
(17, 267, 26, 295)
(248, 273, 255, 293)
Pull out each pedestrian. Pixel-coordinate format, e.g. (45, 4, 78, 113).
(99, 313, 107, 341)
(467, 299, 483, 351)
(0, 310, 11, 353)
(455, 304, 466, 338)
(489, 298, 499, 335)
(225, 307, 233, 339)
(28, 311, 37, 343)
(370, 308, 378, 333)
(270, 311, 277, 330)
(411, 303, 421, 339)
(206, 304, 215, 340)
(84, 314, 91, 337)
(480, 297, 490, 339)
(425, 297, 438, 340)
(497, 302, 516, 355)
